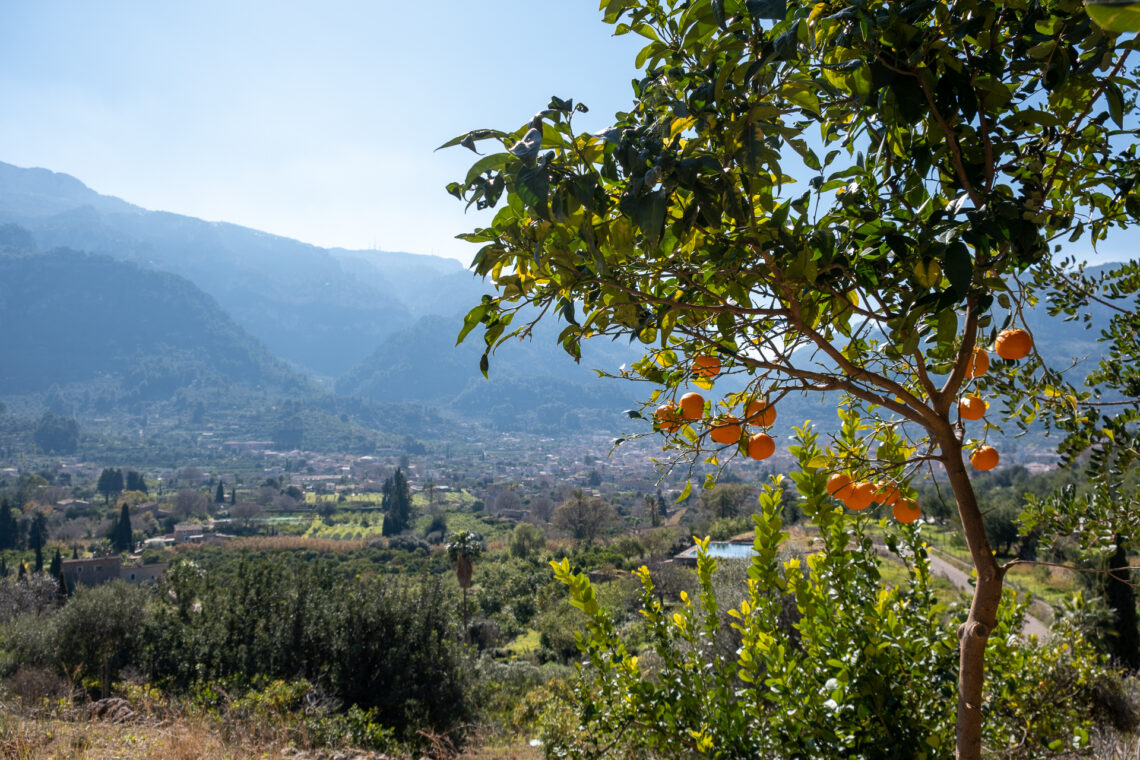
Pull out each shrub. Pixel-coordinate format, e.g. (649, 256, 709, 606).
(142, 553, 472, 741)
(508, 523, 546, 560)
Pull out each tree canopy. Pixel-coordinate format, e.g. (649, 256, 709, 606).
(448, 1, 1140, 757)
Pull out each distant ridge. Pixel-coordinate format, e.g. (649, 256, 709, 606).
(0, 244, 312, 400)
(0, 160, 488, 377)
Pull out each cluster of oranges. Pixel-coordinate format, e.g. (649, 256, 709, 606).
(956, 328, 1033, 473)
(651, 329, 1033, 484)
(652, 354, 778, 461)
(826, 473, 922, 523)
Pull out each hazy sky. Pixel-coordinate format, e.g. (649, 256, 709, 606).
(0, 1, 643, 263)
(1, 2, 1133, 266)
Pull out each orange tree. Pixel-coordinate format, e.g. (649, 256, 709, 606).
(446, 1, 1140, 757)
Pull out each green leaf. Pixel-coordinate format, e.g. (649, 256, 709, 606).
(676, 481, 693, 503)
(456, 304, 488, 345)
(746, 0, 787, 20)
(936, 309, 958, 347)
(465, 153, 514, 187)
(436, 128, 509, 152)
(943, 242, 973, 297)
(1106, 82, 1125, 128)
(633, 189, 669, 250)
(1086, 0, 1140, 32)
(516, 165, 550, 212)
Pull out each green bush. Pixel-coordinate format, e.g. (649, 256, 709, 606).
(141, 553, 472, 740)
(540, 430, 1127, 758)
(508, 523, 546, 560)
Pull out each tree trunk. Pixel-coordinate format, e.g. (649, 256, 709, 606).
(936, 428, 1006, 760)
(462, 585, 470, 643)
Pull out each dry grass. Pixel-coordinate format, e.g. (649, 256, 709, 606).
(0, 702, 544, 760)
(0, 712, 280, 760)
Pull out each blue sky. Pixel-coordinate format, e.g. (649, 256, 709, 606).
(1, 2, 1133, 267)
(0, 1, 643, 263)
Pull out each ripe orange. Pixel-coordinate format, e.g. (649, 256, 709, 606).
(745, 399, 777, 427)
(893, 498, 921, 524)
(746, 432, 775, 460)
(995, 329, 1033, 360)
(872, 483, 901, 506)
(970, 445, 1000, 471)
(965, 347, 990, 378)
(826, 473, 854, 501)
(958, 396, 987, 421)
(693, 354, 721, 379)
(679, 392, 705, 420)
(845, 482, 875, 511)
(709, 416, 742, 445)
(654, 402, 681, 432)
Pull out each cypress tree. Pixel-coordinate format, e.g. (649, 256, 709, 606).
(125, 470, 147, 494)
(97, 468, 121, 504)
(50, 549, 67, 597)
(112, 503, 132, 553)
(381, 468, 414, 535)
(0, 498, 15, 550)
(29, 513, 46, 572)
(215, 482, 225, 503)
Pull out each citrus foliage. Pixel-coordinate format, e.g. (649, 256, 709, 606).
(545, 427, 1115, 758)
(449, 0, 1140, 460)
(447, 1, 1140, 754)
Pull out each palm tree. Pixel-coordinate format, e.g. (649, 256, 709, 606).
(446, 530, 484, 640)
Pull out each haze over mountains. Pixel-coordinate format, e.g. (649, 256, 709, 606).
(0, 159, 1122, 454)
(0, 160, 638, 443)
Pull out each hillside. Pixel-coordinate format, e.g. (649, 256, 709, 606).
(0, 244, 311, 400)
(336, 314, 642, 431)
(0, 161, 487, 377)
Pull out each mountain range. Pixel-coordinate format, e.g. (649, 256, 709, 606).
(0, 159, 1125, 456)
(0, 160, 641, 446)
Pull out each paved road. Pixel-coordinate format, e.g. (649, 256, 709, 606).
(924, 550, 1051, 642)
(870, 542, 1051, 641)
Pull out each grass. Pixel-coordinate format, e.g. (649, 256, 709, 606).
(0, 710, 277, 760)
(876, 552, 963, 607)
(505, 629, 542, 657)
(0, 698, 544, 760)
(1003, 562, 1076, 609)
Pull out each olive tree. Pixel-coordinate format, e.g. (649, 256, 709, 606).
(447, 2, 1140, 756)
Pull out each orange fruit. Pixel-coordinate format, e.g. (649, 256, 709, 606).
(965, 347, 990, 378)
(693, 354, 721, 379)
(709, 416, 742, 445)
(872, 483, 901, 506)
(893, 498, 921, 524)
(958, 396, 987, 421)
(746, 432, 775, 460)
(826, 473, 854, 501)
(970, 445, 1000, 471)
(654, 402, 681, 432)
(844, 482, 875, 511)
(679, 392, 705, 420)
(745, 399, 777, 427)
(995, 329, 1033, 360)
